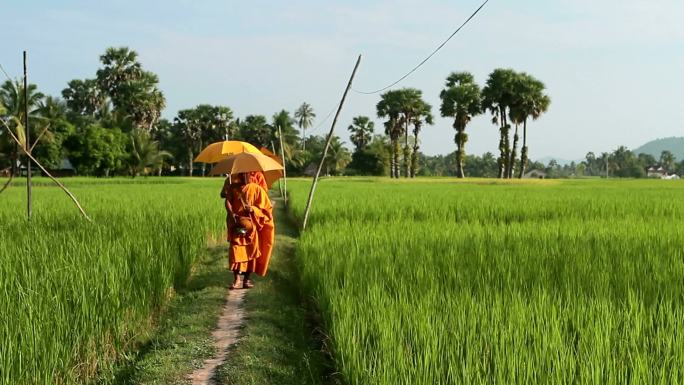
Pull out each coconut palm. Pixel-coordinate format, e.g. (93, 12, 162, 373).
(129, 129, 172, 177)
(482, 69, 517, 178)
(0, 80, 45, 176)
(294, 102, 315, 150)
(272, 110, 302, 164)
(440, 72, 482, 178)
(347, 116, 375, 151)
(324, 136, 352, 176)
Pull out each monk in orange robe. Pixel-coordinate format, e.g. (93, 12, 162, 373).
(220, 172, 274, 289)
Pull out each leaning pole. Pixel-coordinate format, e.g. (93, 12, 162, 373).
(301, 55, 361, 231)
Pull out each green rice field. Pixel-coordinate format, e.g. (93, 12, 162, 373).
(288, 178, 684, 385)
(0, 178, 225, 384)
(2, 177, 684, 384)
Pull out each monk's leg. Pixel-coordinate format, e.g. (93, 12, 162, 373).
(243, 271, 254, 288)
(230, 270, 242, 290)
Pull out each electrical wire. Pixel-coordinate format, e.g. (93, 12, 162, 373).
(309, 104, 337, 133)
(0, 62, 14, 82)
(351, 0, 490, 95)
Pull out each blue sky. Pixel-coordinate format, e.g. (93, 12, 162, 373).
(2, 0, 683, 159)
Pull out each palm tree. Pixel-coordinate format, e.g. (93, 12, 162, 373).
(409, 100, 433, 178)
(0, 80, 45, 176)
(96, 47, 143, 102)
(347, 116, 375, 151)
(324, 136, 352, 176)
(377, 91, 404, 178)
(439, 72, 482, 178)
(294, 102, 315, 150)
(129, 129, 172, 177)
(511, 73, 551, 178)
(482, 69, 517, 178)
(398, 89, 419, 178)
(174, 108, 202, 176)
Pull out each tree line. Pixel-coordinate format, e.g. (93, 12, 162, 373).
(0, 47, 354, 178)
(2, 46, 678, 179)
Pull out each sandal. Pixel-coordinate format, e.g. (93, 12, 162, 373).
(243, 280, 255, 289)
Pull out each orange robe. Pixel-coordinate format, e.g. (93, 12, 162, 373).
(224, 182, 275, 276)
(248, 171, 269, 191)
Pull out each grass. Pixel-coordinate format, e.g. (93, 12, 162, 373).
(214, 197, 332, 385)
(287, 177, 684, 385)
(110, 241, 230, 384)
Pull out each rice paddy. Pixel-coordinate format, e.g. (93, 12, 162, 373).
(0, 178, 224, 384)
(3, 177, 684, 384)
(288, 178, 684, 385)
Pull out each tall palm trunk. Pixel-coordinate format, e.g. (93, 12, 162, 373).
(410, 126, 419, 178)
(518, 119, 528, 178)
(455, 123, 466, 178)
(508, 123, 519, 178)
(188, 150, 194, 177)
(497, 106, 508, 178)
(403, 119, 410, 178)
(301, 126, 306, 151)
(497, 127, 507, 178)
(393, 138, 401, 178)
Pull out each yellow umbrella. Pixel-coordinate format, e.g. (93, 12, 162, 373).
(194, 141, 261, 163)
(210, 152, 284, 188)
(259, 147, 283, 165)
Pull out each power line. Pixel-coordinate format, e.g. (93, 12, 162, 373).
(0, 62, 14, 82)
(351, 0, 490, 95)
(309, 104, 337, 134)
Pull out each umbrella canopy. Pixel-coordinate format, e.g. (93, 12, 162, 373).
(210, 152, 284, 188)
(194, 141, 261, 163)
(259, 147, 283, 165)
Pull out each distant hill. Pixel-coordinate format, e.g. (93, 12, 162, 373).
(634, 137, 684, 160)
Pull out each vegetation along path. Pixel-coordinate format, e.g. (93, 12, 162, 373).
(115, 196, 331, 385)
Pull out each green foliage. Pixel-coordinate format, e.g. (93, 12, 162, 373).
(237, 115, 273, 148)
(61, 78, 105, 117)
(289, 178, 684, 384)
(64, 124, 128, 176)
(377, 88, 432, 178)
(347, 135, 391, 176)
(347, 115, 375, 151)
(440, 71, 482, 178)
(95, 47, 166, 130)
(128, 128, 172, 176)
(294, 102, 315, 149)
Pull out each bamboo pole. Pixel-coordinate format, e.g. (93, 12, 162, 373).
(0, 118, 91, 221)
(301, 55, 361, 231)
(24, 51, 32, 220)
(277, 126, 288, 208)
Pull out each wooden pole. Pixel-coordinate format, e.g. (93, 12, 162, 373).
(277, 126, 288, 207)
(271, 140, 285, 199)
(0, 118, 92, 221)
(24, 51, 32, 220)
(301, 55, 361, 231)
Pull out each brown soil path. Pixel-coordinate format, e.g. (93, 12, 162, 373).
(187, 288, 246, 384)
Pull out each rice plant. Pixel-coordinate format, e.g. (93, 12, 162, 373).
(289, 178, 684, 385)
(0, 177, 224, 384)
